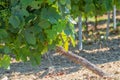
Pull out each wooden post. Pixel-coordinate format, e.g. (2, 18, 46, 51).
(113, 5, 116, 29)
(56, 46, 110, 77)
(106, 11, 110, 39)
(78, 16, 83, 50)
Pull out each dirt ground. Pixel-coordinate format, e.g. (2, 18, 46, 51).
(0, 34, 120, 80)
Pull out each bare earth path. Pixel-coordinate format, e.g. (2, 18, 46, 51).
(0, 34, 120, 80)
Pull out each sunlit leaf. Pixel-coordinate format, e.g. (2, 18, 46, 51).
(0, 55, 10, 69)
(64, 40, 69, 51)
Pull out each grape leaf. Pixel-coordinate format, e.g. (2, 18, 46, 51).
(38, 20, 51, 29)
(45, 29, 56, 40)
(9, 15, 20, 28)
(20, 9, 29, 17)
(0, 29, 8, 39)
(24, 31, 36, 45)
(41, 7, 61, 24)
(64, 40, 69, 51)
(20, 0, 33, 7)
(0, 55, 10, 69)
(30, 1, 42, 9)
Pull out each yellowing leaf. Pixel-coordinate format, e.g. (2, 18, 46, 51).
(64, 41, 69, 51)
(70, 36, 76, 47)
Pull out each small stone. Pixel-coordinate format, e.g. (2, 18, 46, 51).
(1, 76, 8, 80)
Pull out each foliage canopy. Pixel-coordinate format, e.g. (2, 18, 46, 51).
(0, 0, 119, 69)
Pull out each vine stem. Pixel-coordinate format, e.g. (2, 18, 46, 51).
(56, 46, 113, 78)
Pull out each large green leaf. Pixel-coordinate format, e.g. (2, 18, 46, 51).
(38, 20, 51, 29)
(20, 9, 29, 17)
(20, 0, 33, 7)
(0, 29, 8, 39)
(24, 31, 36, 45)
(29, 1, 42, 9)
(41, 7, 61, 24)
(9, 15, 20, 28)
